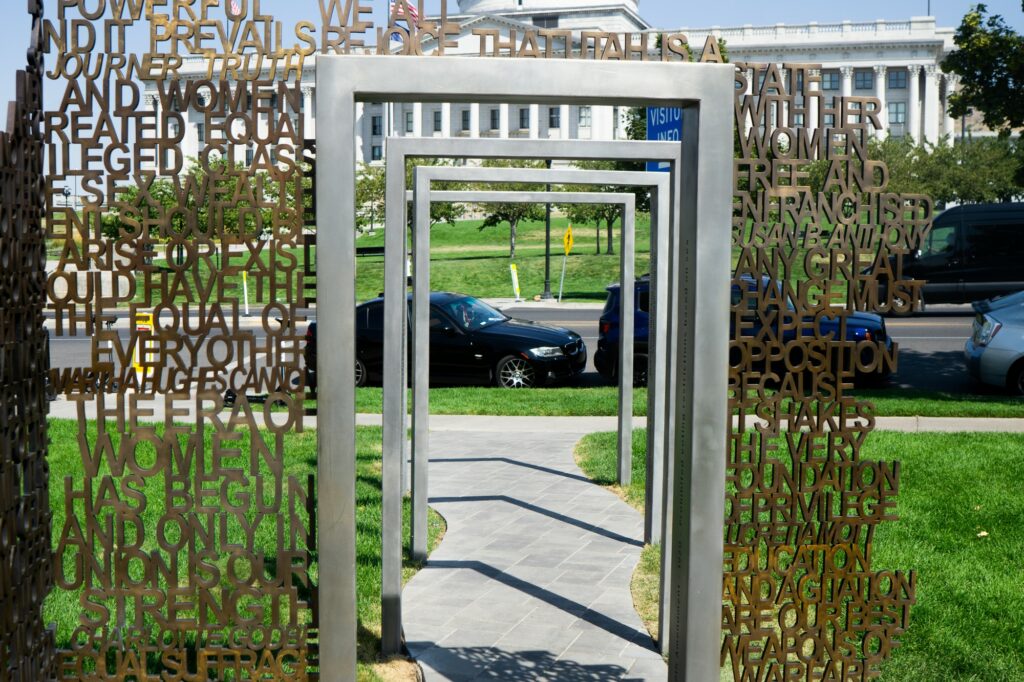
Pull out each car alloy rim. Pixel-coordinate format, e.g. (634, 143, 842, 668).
(356, 360, 365, 385)
(500, 358, 534, 388)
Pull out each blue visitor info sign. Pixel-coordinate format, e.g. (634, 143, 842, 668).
(646, 107, 682, 172)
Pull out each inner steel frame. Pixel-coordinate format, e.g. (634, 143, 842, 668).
(388, 137, 686, 657)
(407, 166, 671, 564)
(316, 55, 734, 679)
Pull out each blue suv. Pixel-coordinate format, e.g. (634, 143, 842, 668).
(594, 275, 895, 385)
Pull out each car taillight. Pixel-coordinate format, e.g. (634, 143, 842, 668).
(977, 316, 1002, 347)
(600, 322, 611, 335)
(864, 331, 873, 342)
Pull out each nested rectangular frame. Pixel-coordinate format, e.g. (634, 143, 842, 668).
(408, 166, 671, 567)
(388, 137, 686, 656)
(409, 185, 643, 544)
(315, 55, 734, 679)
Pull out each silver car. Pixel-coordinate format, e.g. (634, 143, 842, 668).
(965, 290, 1024, 395)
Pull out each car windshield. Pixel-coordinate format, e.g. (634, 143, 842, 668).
(442, 296, 508, 330)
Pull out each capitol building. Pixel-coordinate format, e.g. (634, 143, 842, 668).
(159, 0, 962, 168)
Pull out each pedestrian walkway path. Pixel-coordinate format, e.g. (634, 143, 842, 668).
(44, 399, 1024, 433)
(402, 429, 666, 681)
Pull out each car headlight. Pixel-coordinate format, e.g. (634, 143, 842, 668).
(530, 346, 564, 358)
(976, 316, 1002, 347)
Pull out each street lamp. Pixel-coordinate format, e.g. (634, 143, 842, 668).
(62, 186, 70, 207)
(541, 158, 553, 300)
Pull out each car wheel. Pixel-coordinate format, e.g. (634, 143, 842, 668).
(355, 358, 368, 387)
(496, 355, 536, 388)
(633, 355, 648, 388)
(1009, 362, 1024, 396)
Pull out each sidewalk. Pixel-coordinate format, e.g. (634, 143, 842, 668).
(404, 429, 664, 681)
(47, 400, 1023, 433)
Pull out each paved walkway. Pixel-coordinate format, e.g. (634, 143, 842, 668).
(403, 429, 665, 681)
(45, 399, 1024, 433)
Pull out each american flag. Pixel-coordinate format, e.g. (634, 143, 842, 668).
(389, 1, 419, 24)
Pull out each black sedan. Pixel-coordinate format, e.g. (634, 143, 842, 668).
(305, 293, 587, 389)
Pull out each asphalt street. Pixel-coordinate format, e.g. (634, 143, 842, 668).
(47, 304, 987, 394)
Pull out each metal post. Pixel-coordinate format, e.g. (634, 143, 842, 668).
(381, 132, 407, 657)
(411, 169, 431, 562)
(557, 254, 567, 302)
(314, 74, 357, 680)
(617, 200, 635, 487)
(645, 186, 669, 546)
(542, 159, 553, 299)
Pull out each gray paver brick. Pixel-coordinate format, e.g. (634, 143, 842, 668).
(403, 430, 667, 681)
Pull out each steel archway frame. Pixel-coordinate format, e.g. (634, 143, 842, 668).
(388, 136, 687, 657)
(316, 55, 733, 679)
(407, 166, 671, 563)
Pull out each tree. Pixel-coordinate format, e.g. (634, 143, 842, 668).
(355, 163, 385, 233)
(942, 4, 1024, 135)
(863, 135, 1021, 207)
(355, 158, 466, 233)
(561, 159, 641, 255)
(474, 158, 546, 259)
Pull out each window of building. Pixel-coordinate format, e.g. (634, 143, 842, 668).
(888, 101, 907, 125)
(533, 14, 558, 28)
(549, 107, 561, 129)
(854, 70, 873, 90)
(578, 106, 592, 128)
(405, 111, 414, 133)
(371, 145, 383, 161)
(270, 147, 277, 165)
(245, 146, 254, 166)
(371, 115, 383, 136)
(490, 108, 500, 130)
(433, 110, 443, 132)
(519, 108, 530, 130)
(612, 106, 620, 139)
(823, 113, 836, 128)
(821, 71, 840, 91)
(461, 109, 471, 131)
(889, 70, 908, 89)
(197, 123, 205, 143)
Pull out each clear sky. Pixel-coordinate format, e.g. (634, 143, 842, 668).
(1, 0, 1021, 117)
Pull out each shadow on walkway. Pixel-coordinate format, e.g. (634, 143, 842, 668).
(424, 560, 657, 648)
(408, 644, 648, 681)
(429, 456, 595, 484)
(429, 495, 644, 548)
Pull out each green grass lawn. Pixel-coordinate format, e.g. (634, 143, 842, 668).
(45, 420, 444, 681)
(343, 385, 1022, 419)
(575, 430, 1024, 680)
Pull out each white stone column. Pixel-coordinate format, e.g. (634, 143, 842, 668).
(840, 66, 853, 98)
(470, 103, 480, 138)
(807, 68, 820, 134)
(301, 85, 315, 139)
(441, 102, 452, 137)
(908, 65, 922, 143)
(923, 64, 941, 145)
(944, 74, 958, 143)
(355, 102, 365, 163)
(499, 103, 509, 138)
(412, 102, 422, 137)
(529, 103, 539, 140)
(874, 65, 887, 138)
(559, 104, 570, 139)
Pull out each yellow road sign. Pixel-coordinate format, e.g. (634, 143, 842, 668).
(563, 225, 574, 255)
